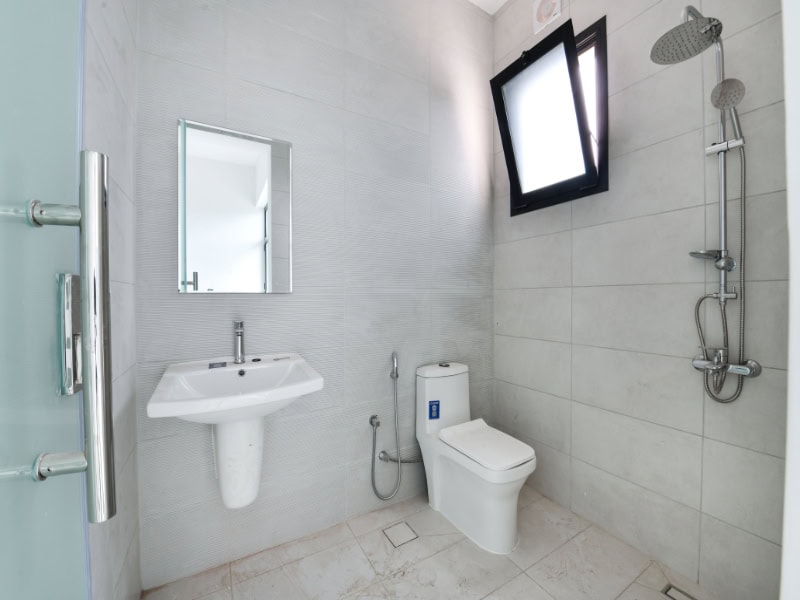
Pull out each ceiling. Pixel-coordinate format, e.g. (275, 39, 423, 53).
(466, 0, 510, 15)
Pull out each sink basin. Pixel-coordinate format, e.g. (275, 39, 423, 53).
(147, 352, 323, 509)
(147, 352, 323, 424)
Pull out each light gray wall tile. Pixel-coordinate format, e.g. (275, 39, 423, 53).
(702, 439, 785, 543)
(702, 280, 788, 370)
(572, 345, 703, 434)
(494, 380, 571, 452)
(494, 193, 572, 244)
(609, 59, 703, 158)
(606, 0, 689, 95)
(572, 284, 704, 357)
(702, 0, 782, 37)
(571, 459, 700, 579)
(495, 336, 571, 398)
(572, 207, 705, 286)
(704, 102, 786, 202)
(699, 515, 781, 600)
(494, 232, 571, 289)
(494, 288, 571, 342)
(518, 434, 572, 507)
(571, 129, 705, 229)
(704, 367, 786, 457)
(702, 13, 784, 121)
(569, 0, 659, 35)
(572, 404, 702, 508)
(704, 192, 789, 282)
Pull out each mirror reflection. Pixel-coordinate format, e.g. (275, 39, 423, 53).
(178, 120, 292, 294)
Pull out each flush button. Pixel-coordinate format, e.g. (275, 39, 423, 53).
(438, 362, 450, 367)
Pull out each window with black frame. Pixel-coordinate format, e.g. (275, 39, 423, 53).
(491, 18, 608, 216)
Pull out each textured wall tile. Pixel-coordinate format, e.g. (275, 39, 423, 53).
(345, 54, 430, 133)
(226, 9, 345, 107)
(138, 0, 226, 70)
(231, 0, 346, 49)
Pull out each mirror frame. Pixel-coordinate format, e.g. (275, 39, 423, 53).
(178, 119, 293, 294)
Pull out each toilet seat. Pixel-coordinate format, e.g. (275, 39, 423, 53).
(439, 418, 535, 471)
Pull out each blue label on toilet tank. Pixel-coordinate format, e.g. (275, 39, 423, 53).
(429, 400, 440, 420)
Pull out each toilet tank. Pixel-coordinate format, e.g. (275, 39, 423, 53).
(416, 362, 470, 436)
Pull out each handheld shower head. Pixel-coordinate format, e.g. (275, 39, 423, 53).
(650, 16, 722, 65)
(711, 78, 746, 140)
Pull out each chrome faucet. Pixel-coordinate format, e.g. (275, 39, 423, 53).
(233, 321, 245, 364)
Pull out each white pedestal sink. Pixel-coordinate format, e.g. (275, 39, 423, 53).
(147, 353, 323, 508)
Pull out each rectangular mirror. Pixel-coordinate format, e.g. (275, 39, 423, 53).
(178, 119, 292, 293)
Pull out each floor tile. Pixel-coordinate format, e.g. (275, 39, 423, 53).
(382, 538, 521, 599)
(283, 540, 378, 600)
(344, 581, 389, 599)
(142, 564, 231, 600)
(483, 573, 554, 599)
(527, 526, 651, 600)
(347, 496, 429, 537)
(637, 562, 721, 600)
(231, 568, 305, 600)
(232, 523, 354, 583)
(509, 497, 591, 570)
(616, 582, 668, 600)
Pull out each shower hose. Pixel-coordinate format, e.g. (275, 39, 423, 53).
(694, 147, 747, 403)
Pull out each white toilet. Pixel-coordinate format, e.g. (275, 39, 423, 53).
(416, 361, 536, 554)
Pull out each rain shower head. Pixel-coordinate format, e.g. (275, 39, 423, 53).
(650, 17, 722, 65)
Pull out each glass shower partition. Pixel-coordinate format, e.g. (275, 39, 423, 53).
(0, 2, 90, 597)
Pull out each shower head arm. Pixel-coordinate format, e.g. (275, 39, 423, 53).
(682, 5, 704, 22)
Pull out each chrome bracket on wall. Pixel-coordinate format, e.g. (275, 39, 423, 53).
(23, 150, 117, 523)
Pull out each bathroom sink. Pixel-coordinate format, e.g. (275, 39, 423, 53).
(147, 352, 324, 509)
(147, 353, 323, 424)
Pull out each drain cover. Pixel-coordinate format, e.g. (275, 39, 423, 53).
(383, 522, 418, 548)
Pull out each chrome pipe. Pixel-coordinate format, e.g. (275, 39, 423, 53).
(714, 37, 729, 304)
(33, 452, 88, 481)
(27, 200, 81, 227)
(80, 150, 116, 523)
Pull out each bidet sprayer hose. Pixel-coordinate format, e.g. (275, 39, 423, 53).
(370, 353, 402, 500)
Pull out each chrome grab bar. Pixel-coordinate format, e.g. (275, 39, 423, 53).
(26, 150, 116, 523)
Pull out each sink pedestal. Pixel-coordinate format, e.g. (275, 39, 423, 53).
(214, 419, 264, 509)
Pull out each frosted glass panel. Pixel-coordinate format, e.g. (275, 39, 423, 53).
(502, 43, 586, 193)
(0, 2, 89, 598)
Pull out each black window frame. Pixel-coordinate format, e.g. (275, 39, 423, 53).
(491, 17, 609, 216)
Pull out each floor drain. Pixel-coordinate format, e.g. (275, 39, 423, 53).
(383, 522, 418, 548)
(662, 584, 698, 600)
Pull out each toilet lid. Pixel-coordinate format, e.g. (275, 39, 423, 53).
(438, 418, 535, 471)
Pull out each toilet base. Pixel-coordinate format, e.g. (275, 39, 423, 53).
(429, 450, 534, 554)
